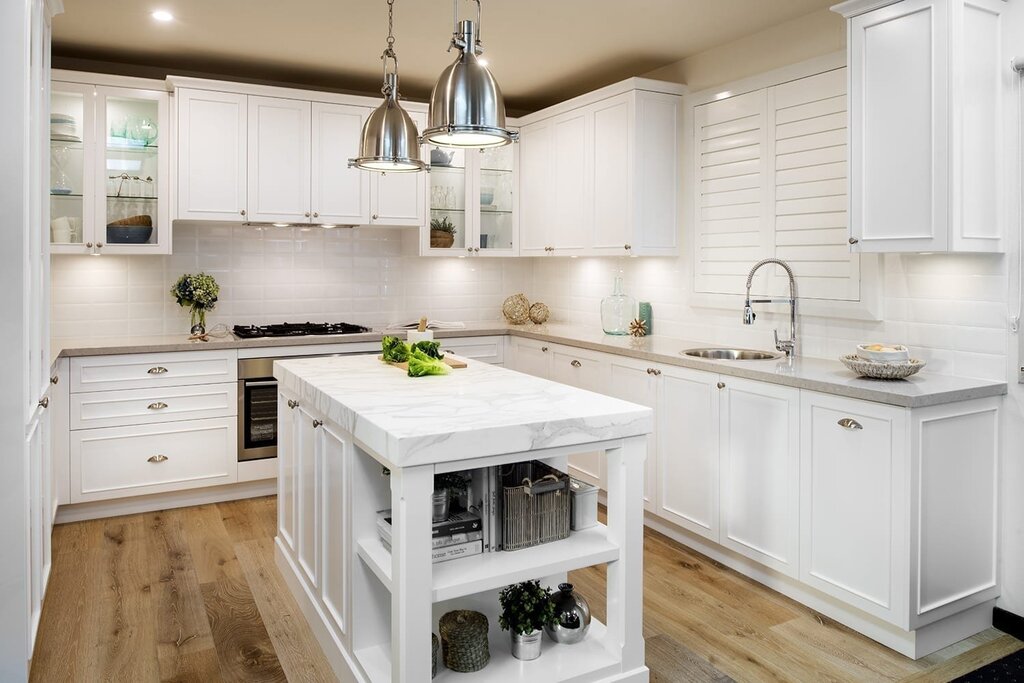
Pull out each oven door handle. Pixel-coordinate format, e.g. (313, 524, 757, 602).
(243, 380, 279, 388)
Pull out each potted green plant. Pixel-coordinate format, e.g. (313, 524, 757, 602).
(432, 471, 469, 523)
(430, 216, 456, 248)
(498, 580, 556, 661)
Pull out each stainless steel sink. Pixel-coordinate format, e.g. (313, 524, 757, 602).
(681, 348, 784, 361)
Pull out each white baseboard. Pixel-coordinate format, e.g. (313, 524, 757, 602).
(55, 478, 276, 523)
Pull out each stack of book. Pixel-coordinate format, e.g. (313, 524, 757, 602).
(377, 510, 485, 563)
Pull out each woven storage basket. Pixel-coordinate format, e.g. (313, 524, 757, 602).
(501, 461, 571, 551)
(439, 610, 489, 673)
(432, 633, 439, 678)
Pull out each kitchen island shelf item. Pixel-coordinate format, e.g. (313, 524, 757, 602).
(355, 523, 619, 603)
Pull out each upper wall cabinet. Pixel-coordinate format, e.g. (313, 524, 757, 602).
(518, 79, 684, 257)
(172, 79, 424, 228)
(834, 0, 1005, 253)
(51, 74, 171, 255)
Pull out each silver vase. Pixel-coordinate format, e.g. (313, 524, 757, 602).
(544, 582, 591, 644)
(510, 629, 542, 660)
(432, 489, 450, 523)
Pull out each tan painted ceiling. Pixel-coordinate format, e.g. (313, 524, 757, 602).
(52, 0, 836, 113)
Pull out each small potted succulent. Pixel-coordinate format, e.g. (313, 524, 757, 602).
(432, 471, 469, 523)
(170, 272, 219, 335)
(498, 580, 556, 661)
(430, 216, 456, 248)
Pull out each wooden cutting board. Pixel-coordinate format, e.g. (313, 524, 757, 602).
(378, 355, 468, 371)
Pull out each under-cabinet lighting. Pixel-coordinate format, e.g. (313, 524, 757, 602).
(272, 222, 290, 228)
(320, 223, 337, 229)
(151, 10, 174, 22)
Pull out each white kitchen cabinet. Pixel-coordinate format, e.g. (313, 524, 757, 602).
(312, 102, 370, 225)
(800, 392, 908, 624)
(295, 404, 320, 589)
(517, 79, 683, 257)
(70, 382, 236, 430)
(27, 404, 51, 651)
(247, 95, 312, 224)
(319, 421, 351, 639)
(176, 88, 248, 222)
(656, 366, 720, 541)
(51, 75, 171, 255)
(278, 393, 298, 553)
(835, 0, 1005, 253)
(719, 377, 800, 577)
(70, 349, 236, 393)
(422, 141, 519, 256)
(606, 356, 659, 511)
(369, 110, 427, 227)
(549, 347, 610, 487)
(70, 416, 237, 502)
(511, 337, 553, 378)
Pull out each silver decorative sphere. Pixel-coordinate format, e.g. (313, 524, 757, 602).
(544, 583, 591, 644)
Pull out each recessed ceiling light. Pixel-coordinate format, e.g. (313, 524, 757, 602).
(151, 10, 174, 22)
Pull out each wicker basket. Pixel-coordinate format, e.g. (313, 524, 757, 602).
(430, 229, 455, 248)
(432, 633, 439, 678)
(439, 610, 489, 673)
(501, 461, 571, 551)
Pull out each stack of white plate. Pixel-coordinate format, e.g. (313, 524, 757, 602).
(50, 113, 80, 142)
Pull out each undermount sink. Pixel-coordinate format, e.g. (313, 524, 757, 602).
(681, 347, 785, 361)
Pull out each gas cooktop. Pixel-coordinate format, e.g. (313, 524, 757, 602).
(232, 322, 373, 339)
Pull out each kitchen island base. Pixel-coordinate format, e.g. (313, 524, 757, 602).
(274, 355, 652, 683)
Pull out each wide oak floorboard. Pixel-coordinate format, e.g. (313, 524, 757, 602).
(30, 496, 1020, 682)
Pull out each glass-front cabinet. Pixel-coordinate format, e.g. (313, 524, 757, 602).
(50, 78, 169, 255)
(421, 137, 518, 256)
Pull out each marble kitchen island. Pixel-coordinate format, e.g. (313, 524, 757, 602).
(273, 354, 653, 683)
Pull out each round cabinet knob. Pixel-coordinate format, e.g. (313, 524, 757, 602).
(240, 209, 246, 216)
(50, 375, 58, 385)
(624, 244, 632, 251)
(467, 247, 474, 253)
(313, 212, 319, 218)
(541, 346, 549, 352)
(717, 381, 726, 389)
(372, 214, 379, 220)
(38, 396, 49, 409)
(646, 368, 661, 376)
(304, 211, 311, 218)
(85, 242, 93, 248)
(474, 247, 480, 252)
(96, 243, 103, 249)
(287, 399, 299, 409)
(570, 360, 582, 368)
(312, 419, 323, 429)
(848, 237, 859, 245)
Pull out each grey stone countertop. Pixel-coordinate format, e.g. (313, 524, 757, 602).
(53, 321, 1007, 408)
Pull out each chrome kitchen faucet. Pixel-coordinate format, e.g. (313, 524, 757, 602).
(742, 258, 797, 357)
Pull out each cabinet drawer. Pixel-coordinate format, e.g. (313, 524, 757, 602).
(71, 350, 236, 392)
(70, 417, 237, 503)
(71, 382, 237, 430)
(437, 336, 504, 364)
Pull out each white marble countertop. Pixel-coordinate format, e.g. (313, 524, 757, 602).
(53, 321, 1008, 409)
(274, 354, 653, 467)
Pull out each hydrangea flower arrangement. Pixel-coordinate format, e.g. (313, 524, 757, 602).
(170, 272, 219, 332)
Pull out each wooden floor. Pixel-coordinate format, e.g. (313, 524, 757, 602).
(31, 497, 1021, 682)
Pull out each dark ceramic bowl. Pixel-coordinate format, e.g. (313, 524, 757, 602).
(106, 225, 154, 244)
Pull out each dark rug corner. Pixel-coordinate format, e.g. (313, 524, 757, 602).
(954, 646, 1024, 682)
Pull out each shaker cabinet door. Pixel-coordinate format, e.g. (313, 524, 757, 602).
(517, 120, 553, 255)
(176, 88, 248, 221)
(312, 102, 369, 225)
(550, 348, 609, 488)
(370, 110, 426, 226)
(247, 95, 311, 224)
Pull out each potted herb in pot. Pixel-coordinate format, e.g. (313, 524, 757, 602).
(433, 471, 469, 523)
(498, 580, 556, 661)
(430, 216, 456, 248)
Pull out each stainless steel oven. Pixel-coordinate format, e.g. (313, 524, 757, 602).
(238, 357, 280, 461)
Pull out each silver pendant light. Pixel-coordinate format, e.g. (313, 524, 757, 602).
(350, 0, 426, 172)
(423, 0, 517, 148)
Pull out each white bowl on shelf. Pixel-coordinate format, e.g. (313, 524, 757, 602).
(856, 343, 911, 363)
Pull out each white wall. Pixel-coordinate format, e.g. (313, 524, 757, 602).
(50, 223, 531, 339)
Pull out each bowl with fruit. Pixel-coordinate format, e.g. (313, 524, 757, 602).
(856, 343, 911, 363)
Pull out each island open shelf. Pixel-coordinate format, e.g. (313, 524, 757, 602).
(273, 354, 652, 682)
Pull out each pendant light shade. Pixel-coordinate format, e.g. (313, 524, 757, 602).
(350, 0, 426, 172)
(423, 1, 517, 148)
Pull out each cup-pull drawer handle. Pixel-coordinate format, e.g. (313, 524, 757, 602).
(147, 402, 168, 410)
(570, 360, 582, 368)
(148, 454, 169, 463)
(147, 366, 168, 375)
(838, 418, 863, 431)
(287, 399, 299, 409)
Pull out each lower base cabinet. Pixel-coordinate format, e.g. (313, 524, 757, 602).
(510, 336, 1002, 657)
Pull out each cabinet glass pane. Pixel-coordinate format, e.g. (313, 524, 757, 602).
(478, 145, 514, 251)
(104, 95, 160, 246)
(50, 90, 86, 245)
(428, 146, 466, 251)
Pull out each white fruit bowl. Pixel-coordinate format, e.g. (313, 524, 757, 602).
(856, 343, 911, 363)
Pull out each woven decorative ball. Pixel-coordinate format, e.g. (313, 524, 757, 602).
(529, 302, 550, 324)
(439, 610, 490, 673)
(432, 633, 439, 678)
(502, 293, 531, 325)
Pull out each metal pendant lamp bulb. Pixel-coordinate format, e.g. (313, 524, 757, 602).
(349, 0, 426, 173)
(423, 0, 518, 149)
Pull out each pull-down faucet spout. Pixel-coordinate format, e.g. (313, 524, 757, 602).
(743, 258, 797, 357)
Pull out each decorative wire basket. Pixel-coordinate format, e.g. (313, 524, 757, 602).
(501, 461, 571, 551)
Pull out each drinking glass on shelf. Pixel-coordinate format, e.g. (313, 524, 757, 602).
(139, 118, 158, 146)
